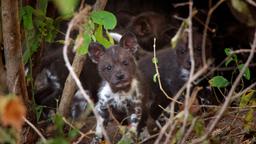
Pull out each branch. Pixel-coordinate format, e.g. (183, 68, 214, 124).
(1, 0, 28, 102)
(181, 1, 194, 142)
(23, 117, 47, 143)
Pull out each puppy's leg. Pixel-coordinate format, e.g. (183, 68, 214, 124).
(92, 98, 109, 143)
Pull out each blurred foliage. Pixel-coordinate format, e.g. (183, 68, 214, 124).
(0, 95, 26, 143)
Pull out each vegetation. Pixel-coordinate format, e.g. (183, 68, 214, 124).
(0, 0, 255, 143)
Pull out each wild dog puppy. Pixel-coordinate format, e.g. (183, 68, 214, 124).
(138, 30, 212, 123)
(126, 11, 178, 51)
(88, 32, 152, 143)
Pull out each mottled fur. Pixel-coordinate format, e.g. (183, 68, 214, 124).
(89, 32, 152, 142)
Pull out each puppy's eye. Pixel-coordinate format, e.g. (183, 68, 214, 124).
(179, 49, 186, 54)
(123, 60, 129, 66)
(196, 47, 202, 51)
(105, 65, 112, 71)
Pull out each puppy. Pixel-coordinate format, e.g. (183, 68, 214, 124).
(88, 32, 152, 143)
(138, 30, 212, 121)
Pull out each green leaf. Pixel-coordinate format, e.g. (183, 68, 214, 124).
(53, 0, 79, 15)
(90, 11, 117, 30)
(106, 31, 115, 45)
(68, 129, 79, 139)
(77, 33, 91, 55)
(94, 25, 112, 48)
(224, 48, 233, 66)
(21, 6, 34, 30)
(225, 57, 233, 67)
(239, 90, 255, 108)
(84, 20, 95, 34)
(238, 64, 250, 80)
(35, 105, 44, 122)
(22, 34, 40, 64)
(224, 48, 232, 56)
(153, 73, 158, 83)
(244, 109, 254, 131)
(230, 0, 256, 27)
(209, 76, 230, 88)
(152, 57, 158, 64)
(117, 136, 133, 144)
(45, 137, 69, 144)
(53, 114, 64, 135)
(194, 119, 204, 136)
(38, 0, 48, 15)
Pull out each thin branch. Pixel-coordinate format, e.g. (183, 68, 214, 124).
(201, 0, 225, 66)
(23, 117, 47, 143)
(181, 1, 194, 142)
(153, 38, 182, 104)
(246, 0, 256, 7)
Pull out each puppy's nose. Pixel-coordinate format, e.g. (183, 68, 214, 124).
(116, 72, 125, 80)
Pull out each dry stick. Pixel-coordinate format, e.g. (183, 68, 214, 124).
(246, 0, 256, 7)
(62, 19, 110, 144)
(139, 133, 159, 144)
(201, 0, 226, 66)
(180, 1, 195, 143)
(191, 30, 256, 144)
(231, 49, 256, 54)
(152, 38, 182, 104)
(23, 117, 47, 143)
(154, 64, 208, 144)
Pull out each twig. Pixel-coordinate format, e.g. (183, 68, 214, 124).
(191, 30, 256, 144)
(230, 49, 256, 54)
(181, 1, 194, 142)
(201, 0, 225, 66)
(23, 117, 47, 143)
(246, 0, 256, 7)
(152, 38, 182, 104)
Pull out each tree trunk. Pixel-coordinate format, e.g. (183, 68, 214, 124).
(1, 0, 28, 100)
(1, 0, 37, 143)
(0, 1, 7, 94)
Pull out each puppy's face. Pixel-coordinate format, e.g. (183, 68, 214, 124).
(98, 45, 137, 92)
(176, 31, 212, 71)
(89, 32, 140, 93)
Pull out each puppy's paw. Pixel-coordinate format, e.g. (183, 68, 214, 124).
(91, 136, 104, 144)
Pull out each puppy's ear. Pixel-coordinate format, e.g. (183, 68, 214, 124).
(131, 17, 151, 36)
(120, 32, 139, 54)
(88, 42, 105, 63)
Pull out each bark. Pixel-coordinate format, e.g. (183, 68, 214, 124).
(0, 1, 7, 94)
(59, 54, 87, 116)
(1, 0, 37, 143)
(1, 0, 28, 99)
(58, 0, 108, 117)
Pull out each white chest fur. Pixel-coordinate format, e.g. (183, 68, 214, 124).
(98, 79, 142, 111)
